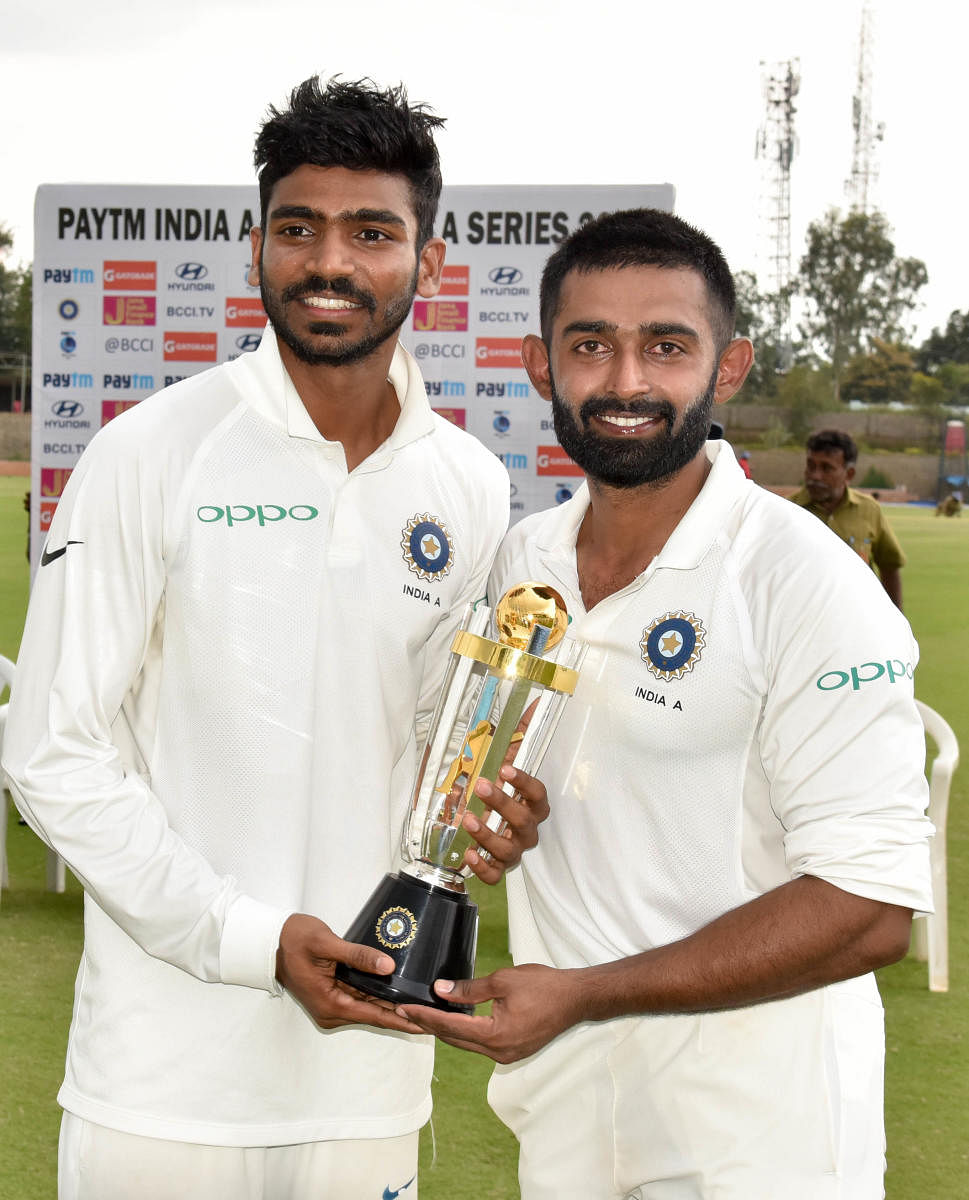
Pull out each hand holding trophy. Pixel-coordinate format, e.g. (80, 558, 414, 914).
(336, 582, 585, 1012)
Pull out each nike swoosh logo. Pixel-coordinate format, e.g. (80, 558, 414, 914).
(40, 540, 84, 566)
(382, 1178, 415, 1200)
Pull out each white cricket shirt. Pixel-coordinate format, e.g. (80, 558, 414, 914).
(490, 441, 932, 971)
(4, 331, 510, 1144)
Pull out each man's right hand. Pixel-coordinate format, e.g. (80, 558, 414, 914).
(275, 913, 425, 1033)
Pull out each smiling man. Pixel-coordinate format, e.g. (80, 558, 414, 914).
(2, 76, 548, 1200)
(401, 210, 933, 1200)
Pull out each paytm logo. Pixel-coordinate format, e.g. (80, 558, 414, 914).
(426, 380, 465, 397)
(43, 267, 95, 285)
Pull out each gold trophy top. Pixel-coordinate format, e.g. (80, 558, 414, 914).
(494, 582, 569, 650)
(449, 582, 578, 694)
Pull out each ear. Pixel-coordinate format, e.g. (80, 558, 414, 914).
(521, 334, 553, 401)
(415, 238, 446, 298)
(845, 463, 857, 484)
(713, 337, 755, 405)
(248, 227, 263, 287)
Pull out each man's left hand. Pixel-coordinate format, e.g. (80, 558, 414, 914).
(461, 765, 549, 885)
(396, 963, 578, 1063)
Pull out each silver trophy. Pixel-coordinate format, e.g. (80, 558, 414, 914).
(337, 582, 584, 1011)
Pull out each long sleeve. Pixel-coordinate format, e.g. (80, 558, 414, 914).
(3, 420, 288, 991)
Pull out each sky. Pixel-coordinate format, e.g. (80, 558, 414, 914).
(2, 0, 966, 342)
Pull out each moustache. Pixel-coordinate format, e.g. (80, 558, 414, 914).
(578, 395, 677, 428)
(280, 276, 377, 314)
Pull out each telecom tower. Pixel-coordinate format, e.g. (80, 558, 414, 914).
(755, 59, 799, 370)
(845, 2, 885, 213)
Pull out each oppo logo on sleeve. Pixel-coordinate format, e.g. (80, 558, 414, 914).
(815, 659, 914, 692)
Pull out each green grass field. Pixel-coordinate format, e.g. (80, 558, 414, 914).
(1, 479, 966, 1198)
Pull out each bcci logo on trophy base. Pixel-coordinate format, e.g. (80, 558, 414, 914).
(375, 907, 418, 950)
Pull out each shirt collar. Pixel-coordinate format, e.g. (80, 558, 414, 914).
(232, 329, 435, 449)
(534, 440, 749, 573)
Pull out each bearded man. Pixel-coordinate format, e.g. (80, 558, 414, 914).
(401, 209, 932, 1200)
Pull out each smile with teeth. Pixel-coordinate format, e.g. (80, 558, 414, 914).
(301, 296, 362, 310)
(596, 412, 661, 432)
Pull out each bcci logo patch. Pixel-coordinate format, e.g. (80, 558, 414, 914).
(375, 906, 418, 950)
(401, 513, 453, 582)
(640, 611, 706, 681)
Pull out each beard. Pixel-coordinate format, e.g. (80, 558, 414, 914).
(259, 266, 418, 367)
(550, 368, 719, 489)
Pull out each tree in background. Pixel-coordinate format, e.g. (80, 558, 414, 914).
(773, 362, 837, 442)
(796, 210, 927, 403)
(0, 223, 31, 358)
(841, 339, 914, 407)
(914, 309, 969, 412)
(732, 270, 787, 403)
(915, 309, 969, 373)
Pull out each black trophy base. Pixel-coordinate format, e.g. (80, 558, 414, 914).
(336, 872, 477, 1014)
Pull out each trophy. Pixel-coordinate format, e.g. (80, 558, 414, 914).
(336, 582, 584, 1012)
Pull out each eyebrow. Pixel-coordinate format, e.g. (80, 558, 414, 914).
(561, 319, 700, 340)
(268, 205, 408, 229)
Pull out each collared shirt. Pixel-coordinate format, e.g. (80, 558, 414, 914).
(789, 485, 905, 573)
(491, 442, 931, 972)
(3, 330, 510, 1145)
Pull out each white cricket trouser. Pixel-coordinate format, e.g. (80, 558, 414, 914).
(489, 978, 887, 1200)
(58, 1112, 419, 1200)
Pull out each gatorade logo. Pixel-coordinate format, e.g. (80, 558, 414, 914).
(196, 504, 319, 527)
(815, 659, 914, 692)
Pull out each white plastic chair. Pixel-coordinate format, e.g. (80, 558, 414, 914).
(0, 653, 14, 891)
(912, 700, 960, 992)
(0, 654, 66, 897)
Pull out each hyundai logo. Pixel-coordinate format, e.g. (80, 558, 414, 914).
(53, 400, 84, 418)
(175, 262, 208, 281)
(488, 266, 523, 286)
(235, 333, 262, 353)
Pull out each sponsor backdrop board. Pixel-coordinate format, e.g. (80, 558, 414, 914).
(32, 182, 673, 572)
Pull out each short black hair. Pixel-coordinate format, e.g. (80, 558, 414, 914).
(254, 75, 445, 248)
(806, 429, 858, 465)
(539, 208, 737, 351)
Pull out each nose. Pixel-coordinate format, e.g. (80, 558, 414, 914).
(606, 349, 651, 401)
(306, 229, 355, 280)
